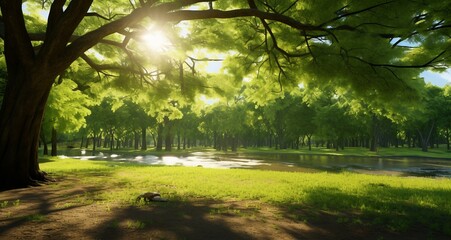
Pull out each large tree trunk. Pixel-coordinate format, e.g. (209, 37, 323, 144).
(0, 71, 54, 190)
(0, 0, 102, 190)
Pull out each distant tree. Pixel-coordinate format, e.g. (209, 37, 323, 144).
(401, 85, 445, 152)
(439, 86, 451, 150)
(41, 80, 92, 156)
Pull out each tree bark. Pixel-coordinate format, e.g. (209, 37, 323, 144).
(0, 70, 53, 190)
(0, 0, 97, 188)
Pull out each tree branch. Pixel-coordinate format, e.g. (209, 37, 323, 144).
(247, 0, 312, 61)
(0, 1, 35, 67)
(38, 0, 94, 65)
(85, 12, 123, 21)
(59, 0, 210, 75)
(320, 1, 396, 27)
(349, 50, 447, 69)
(163, 9, 324, 32)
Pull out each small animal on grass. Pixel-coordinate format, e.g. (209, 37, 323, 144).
(136, 192, 168, 202)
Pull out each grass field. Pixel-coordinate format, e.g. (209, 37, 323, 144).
(35, 155, 451, 236)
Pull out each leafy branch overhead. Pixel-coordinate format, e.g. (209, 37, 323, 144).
(0, 0, 448, 94)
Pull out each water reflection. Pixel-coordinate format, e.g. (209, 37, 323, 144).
(59, 150, 451, 177)
(61, 151, 270, 169)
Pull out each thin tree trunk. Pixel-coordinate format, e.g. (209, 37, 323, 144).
(40, 130, 49, 156)
(370, 115, 378, 152)
(141, 127, 147, 150)
(92, 132, 97, 152)
(51, 127, 57, 156)
(164, 117, 172, 151)
(446, 128, 450, 150)
(177, 130, 181, 150)
(110, 130, 114, 151)
(134, 131, 140, 150)
(213, 131, 217, 149)
(418, 122, 435, 152)
(156, 124, 163, 151)
(80, 136, 85, 149)
(231, 136, 237, 152)
(97, 132, 102, 148)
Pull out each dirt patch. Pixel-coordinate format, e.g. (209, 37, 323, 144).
(0, 180, 447, 240)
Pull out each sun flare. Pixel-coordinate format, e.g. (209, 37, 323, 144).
(141, 31, 171, 52)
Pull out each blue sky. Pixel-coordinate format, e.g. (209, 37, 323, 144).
(421, 69, 451, 87)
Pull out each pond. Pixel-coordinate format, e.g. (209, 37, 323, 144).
(60, 150, 451, 177)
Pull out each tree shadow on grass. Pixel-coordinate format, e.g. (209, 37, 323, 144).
(0, 166, 262, 240)
(38, 157, 56, 164)
(0, 180, 106, 237)
(0, 188, 276, 239)
(277, 185, 451, 240)
(0, 184, 359, 240)
(87, 201, 257, 240)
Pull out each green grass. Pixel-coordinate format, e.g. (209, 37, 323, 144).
(239, 146, 451, 159)
(1, 199, 20, 208)
(40, 156, 451, 236)
(24, 214, 47, 222)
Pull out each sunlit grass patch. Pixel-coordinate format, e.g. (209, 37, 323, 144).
(0, 199, 21, 208)
(125, 220, 146, 229)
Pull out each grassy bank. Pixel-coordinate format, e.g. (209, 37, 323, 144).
(55, 145, 451, 160)
(239, 146, 451, 159)
(36, 156, 451, 236)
